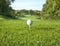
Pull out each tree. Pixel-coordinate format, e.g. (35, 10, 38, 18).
(0, 0, 15, 18)
(42, 0, 60, 19)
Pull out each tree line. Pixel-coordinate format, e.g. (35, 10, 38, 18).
(0, 0, 60, 19)
(15, 10, 40, 16)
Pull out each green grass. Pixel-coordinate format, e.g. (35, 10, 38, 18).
(19, 15, 40, 21)
(0, 15, 60, 46)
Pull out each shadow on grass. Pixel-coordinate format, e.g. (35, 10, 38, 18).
(36, 27, 55, 30)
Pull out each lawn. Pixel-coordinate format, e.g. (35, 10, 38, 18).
(0, 15, 60, 46)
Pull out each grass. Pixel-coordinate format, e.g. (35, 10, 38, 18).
(0, 15, 60, 46)
(19, 15, 40, 21)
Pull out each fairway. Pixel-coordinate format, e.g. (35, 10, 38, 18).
(0, 15, 60, 46)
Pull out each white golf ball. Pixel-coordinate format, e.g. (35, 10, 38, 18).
(27, 19, 32, 25)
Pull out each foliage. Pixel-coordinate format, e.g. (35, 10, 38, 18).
(42, 0, 60, 19)
(15, 10, 41, 17)
(0, 0, 15, 18)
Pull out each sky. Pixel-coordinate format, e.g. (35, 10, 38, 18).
(11, 0, 46, 10)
